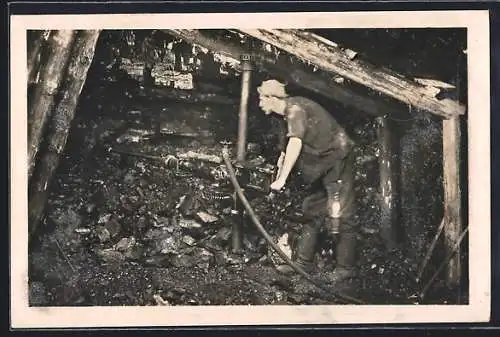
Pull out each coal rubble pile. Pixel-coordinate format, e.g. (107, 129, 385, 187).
(28, 73, 453, 307)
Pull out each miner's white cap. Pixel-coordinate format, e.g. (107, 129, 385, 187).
(257, 79, 287, 98)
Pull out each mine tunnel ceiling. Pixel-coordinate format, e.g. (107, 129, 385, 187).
(156, 29, 466, 120)
(153, 28, 466, 82)
(89, 28, 467, 121)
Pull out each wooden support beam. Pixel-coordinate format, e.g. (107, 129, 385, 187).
(376, 116, 400, 250)
(28, 30, 101, 238)
(28, 30, 77, 181)
(27, 30, 49, 85)
(238, 29, 466, 119)
(163, 29, 402, 118)
(442, 116, 463, 287)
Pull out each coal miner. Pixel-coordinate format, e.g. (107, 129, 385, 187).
(257, 79, 358, 288)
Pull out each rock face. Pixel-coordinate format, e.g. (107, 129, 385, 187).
(399, 114, 444, 267)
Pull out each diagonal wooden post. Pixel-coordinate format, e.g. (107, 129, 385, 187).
(28, 30, 101, 238)
(442, 116, 462, 287)
(27, 30, 49, 85)
(163, 29, 403, 118)
(237, 29, 466, 119)
(28, 30, 77, 181)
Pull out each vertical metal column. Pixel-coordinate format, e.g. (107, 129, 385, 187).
(236, 54, 253, 163)
(232, 54, 253, 253)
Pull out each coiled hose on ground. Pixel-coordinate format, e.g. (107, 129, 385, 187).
(221, 149, 365, 305)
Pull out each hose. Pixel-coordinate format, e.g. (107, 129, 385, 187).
(221, 149, 365, 305)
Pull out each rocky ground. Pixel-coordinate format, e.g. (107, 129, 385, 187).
(28, 71, 467, 307)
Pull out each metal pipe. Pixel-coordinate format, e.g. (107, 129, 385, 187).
(236, 54, 252, 163)
(233, 55, 252, 252)
(231, 197, 243, 252)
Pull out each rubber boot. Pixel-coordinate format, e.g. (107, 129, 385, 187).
(324, 230, 358, 288)
(276, 220, 319, 275)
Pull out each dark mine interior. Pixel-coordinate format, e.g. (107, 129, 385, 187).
(27, 28, 468, 306)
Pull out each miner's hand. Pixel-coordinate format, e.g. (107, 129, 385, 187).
(266, 191, 277, 201)
(270, 179, 286, 192)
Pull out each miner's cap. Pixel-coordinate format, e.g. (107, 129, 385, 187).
(257, 79, 287, 98)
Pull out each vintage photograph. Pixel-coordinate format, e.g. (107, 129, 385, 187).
(10, 11, 491, 327)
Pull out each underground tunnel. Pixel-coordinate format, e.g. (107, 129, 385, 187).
(26, 28, 468, 306)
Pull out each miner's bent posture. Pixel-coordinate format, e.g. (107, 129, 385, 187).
(258, 79, 358, 288)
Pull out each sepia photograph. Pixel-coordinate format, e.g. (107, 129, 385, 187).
(10, 10, 491, 327)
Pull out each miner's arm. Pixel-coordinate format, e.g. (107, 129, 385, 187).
(271, 104, 307, 191)
(274, 117, 288, 178)
(275, 137, 302, 184)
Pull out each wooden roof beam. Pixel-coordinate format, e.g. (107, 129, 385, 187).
(162, 29, 404, 118)
(237, 29, 466, 119)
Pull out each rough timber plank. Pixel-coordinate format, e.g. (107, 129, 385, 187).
(238, 29, 466, 119)
(28, 30, 77, 180)
(442, 116, 463, 287)
(28, 30, 101, 238)
(27, 30, 49, 85)
(163, 29, 402, 117)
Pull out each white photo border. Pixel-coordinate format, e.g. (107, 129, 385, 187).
(10, 10, 491, 327)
